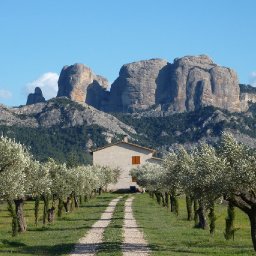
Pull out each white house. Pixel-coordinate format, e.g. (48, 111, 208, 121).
(92, 137, 162, 191)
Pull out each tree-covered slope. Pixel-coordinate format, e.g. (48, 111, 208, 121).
(1, 98, 256, 163)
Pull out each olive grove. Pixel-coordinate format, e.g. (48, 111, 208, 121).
(131, 132, 256, 251)
(0, 136, 119, 236)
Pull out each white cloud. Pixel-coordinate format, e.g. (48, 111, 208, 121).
(26, 72, 59, 99)
(250, 71, 256, 87)
(0, 89, 12, 99)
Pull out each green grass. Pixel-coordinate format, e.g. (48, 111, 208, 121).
(97, 195, 128, 256)
(0, 193, 118, 256)
(133, 193, 255, 256)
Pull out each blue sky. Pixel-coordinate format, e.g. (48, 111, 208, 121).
(0, 0, 256, 106)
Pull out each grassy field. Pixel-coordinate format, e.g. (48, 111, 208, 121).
(133, 193, 255, 256)
(0, 193, 118, 256)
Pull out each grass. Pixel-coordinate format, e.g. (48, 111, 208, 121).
(97, 195, 128, 256)
(133, 193, 255, 256)
(0, 193, 118, 256)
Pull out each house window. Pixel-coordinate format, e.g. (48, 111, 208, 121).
(132, 156, 140, 165)
(132, 176, 137, 182)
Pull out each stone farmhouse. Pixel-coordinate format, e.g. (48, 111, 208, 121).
(92, 137, 162, 191)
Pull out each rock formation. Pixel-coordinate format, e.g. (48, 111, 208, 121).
(57, 63, 109, 110)
(56, 56, 254, 114)
(26, 87, 46, 105)
(108, 55, 241, 113)
(168, 55, 241, 112)
(109, 59, 170, 112)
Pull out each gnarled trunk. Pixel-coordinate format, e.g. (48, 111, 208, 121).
(7, 200, 18, 236)
(249, 209, 256, 251)
(195, 200, 207, 229)
(208, 202, 216, 234)
(14, 198, 26, 233)
(48, 207, 55, 223)
(224, 201, 235, 240)
(42, 194, 49, 225)
(193, 199, 199, 226)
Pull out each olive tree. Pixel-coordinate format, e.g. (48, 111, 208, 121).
(218, 133, 256, 250)
(0, 136, 31, 235)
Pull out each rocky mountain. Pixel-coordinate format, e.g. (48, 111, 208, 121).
(1, 97, 135, 135)
(56, 55, 256, 113)
(57, 64, 109, 110)
(2, 54, 256, 164)
(26, 87, 46, 105)
(0, 97, 136, 163)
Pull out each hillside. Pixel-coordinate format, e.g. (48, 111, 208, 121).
(0, 98, 136, 164)
(1, 97, 256, 163)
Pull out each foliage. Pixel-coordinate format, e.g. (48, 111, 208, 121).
(0, 124, 107, 165)
(0, 135, 120, 236)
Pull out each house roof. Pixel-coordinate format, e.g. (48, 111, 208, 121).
(91, 141, 156, 154)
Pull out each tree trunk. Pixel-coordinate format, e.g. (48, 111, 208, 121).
(193, 199, 199, 226)
(249, 209, 256, 251)
(42, 195, 49, 225)
(173, 196, 179, 216)
(161, 193, 165, 207)
(48, 207, 55, 223)
(224, 201, 235, 240)
(99, 187, 102, 195)
(74, 195, 79, 208)
(14, 198, 26, 233)
(195, 201, 207, 229)
(34, 196, 40, 226)
(70, 194, 74, 212)
(155, 192, 161, 205)
(186, 195, 193, 221)
(208, 202, 216, 234)
(7, 200, 18, 236)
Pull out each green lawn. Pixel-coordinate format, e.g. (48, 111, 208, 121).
(0, 193, 118, 256)
(133, 193, 255, 256)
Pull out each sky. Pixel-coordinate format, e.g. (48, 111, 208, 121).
(0, 0, 256, 106)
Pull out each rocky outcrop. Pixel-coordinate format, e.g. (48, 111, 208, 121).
(107, 55, 242, 113)
(168, 55, 241, 112)
(240, 92, 256, 111)
(57, 63, 109, 110)
(109, 59, 170, 112)
(26, 87, 46, 105)
(2, 98, 136, 135)
(56, 56, 254, 114)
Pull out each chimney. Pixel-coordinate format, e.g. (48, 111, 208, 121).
(123, 135, 128, 143)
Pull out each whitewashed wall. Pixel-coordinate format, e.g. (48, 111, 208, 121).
(93, 143, 153, 191)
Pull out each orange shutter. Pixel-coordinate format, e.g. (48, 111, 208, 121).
(132, 156, 141, 165)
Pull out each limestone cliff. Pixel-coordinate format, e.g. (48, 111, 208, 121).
(105, 55, 244, 113)
(57, 63, 109, 110)
(55, 56, 255, 114)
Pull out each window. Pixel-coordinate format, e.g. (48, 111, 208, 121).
(132, 156, 140, 165)
(132, 176, 137, 182)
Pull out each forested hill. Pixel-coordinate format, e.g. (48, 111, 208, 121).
(1, 97, 256, 164)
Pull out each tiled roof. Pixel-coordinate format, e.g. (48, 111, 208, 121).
(91, 141, 156, 153)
